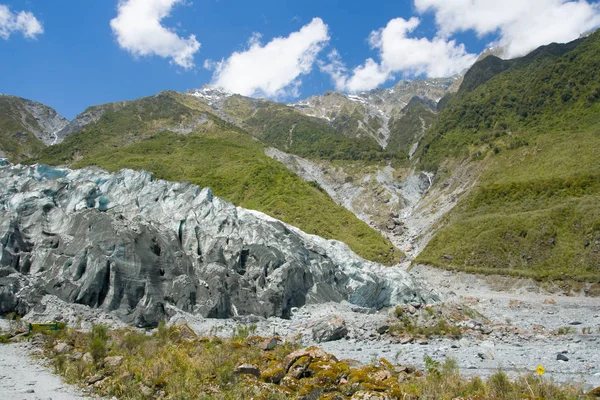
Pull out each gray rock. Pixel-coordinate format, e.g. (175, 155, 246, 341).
(103, 356, 123, 368)
(53, 343, 70, 354)
(260, 337, 280, 351)
(377, 325, 390, 334)
(0, 164, 439, 327)
(557, 353, 569, 362)
(82, 352, 94, 364)
(234, 363, 260, 377)
(312, 316, 348, 343)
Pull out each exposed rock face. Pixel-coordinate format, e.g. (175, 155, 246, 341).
(56, 106, 108, 142)
(0, 94, 69, 145)
(0, 163, 438, 327)
(290, 77, 459, 148)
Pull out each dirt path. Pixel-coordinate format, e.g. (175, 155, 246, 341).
(0, 342, 95, 400)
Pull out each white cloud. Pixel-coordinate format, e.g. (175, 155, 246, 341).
(322, 17, 477, 92)
(0, 4, 43, 40)
(415, 0, 600, 57)
(110, 0, 200, 69)
(209, 18, 330, 98)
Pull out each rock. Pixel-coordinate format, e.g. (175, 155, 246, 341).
(543, 298, 557, 305)
(71, 351, 83, 360)
(234, 363, 260, 378)
(298, 386, 323, 400)
(260, 337, 280, 351)
(140, 385, 153, 397)
(407, 305, 417, 315)
(351, 391, 391, 400)
(442, 254, 454, 261)
(261, 367, 285, 384)
(352, 306, 377, 315)
(373, 370, 392, 382)
(93, 378, 106, 389)
(87, 374, 104, 385)
(417, 338, 429, 345)
(478, 352, 494, 360)
(569, 321, 583, 326)
(82, 352, 94, 364)
(399, 336, 414, 345)
(0, 164, 439, 326)
(288, 356, 313, 379)
(53, 343, 71, 354)
(557, 353, 569, 362)
(103, 356, 124, 368)
(481, 327, 493, 335)
(312, 316, 348, 343)
(283, 347, 335, 372)
(376, 325, 390, 335)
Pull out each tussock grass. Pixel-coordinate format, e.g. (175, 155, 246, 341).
(31, 323, 595, 400)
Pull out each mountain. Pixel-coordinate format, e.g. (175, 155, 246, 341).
(0, 163, 436, 326)
(290, 77, 459, 150)
(31, 91, 403, 265)
(0, 95, 68, 161)
(189, 88, 392, 161)
(415, 31, 600, 281)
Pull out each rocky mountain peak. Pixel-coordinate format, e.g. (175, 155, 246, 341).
(289, 76, 460, 148)
(187, 85, 234, 107)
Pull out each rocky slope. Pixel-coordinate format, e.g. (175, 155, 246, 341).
(0, 95, 69, 161)
(0, 162, 438, 327)
(290, 77, 459, 148)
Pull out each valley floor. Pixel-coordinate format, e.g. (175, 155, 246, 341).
(0, 339, 100, 399)
(2, 264, 600, 396)
(173, 264, 600, 390)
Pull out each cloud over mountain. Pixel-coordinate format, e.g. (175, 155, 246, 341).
(322, 17, 477, 92)
(415, 0, 600, 57)
(110, 0, 201, 69)
(208, 18, 330, 98)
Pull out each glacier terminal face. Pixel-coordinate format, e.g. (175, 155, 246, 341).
(0, 163, 438, 327)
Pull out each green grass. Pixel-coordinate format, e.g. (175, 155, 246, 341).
(32, 92, 402, 265)
(417, 130, 600, 281)
(414, 31, 600, 281)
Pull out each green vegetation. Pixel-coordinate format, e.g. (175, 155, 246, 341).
(28, 323, 594, 399)
(418, 32, 598, 171)
(223, 95, 395, 161)
(387, 99, 437, 157)
(32, 91, 402, 265)
(416, 31, 600, 281)
(0, 95, 46, 162)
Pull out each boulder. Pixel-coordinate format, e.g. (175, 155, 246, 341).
(260, 337, 280, 351)
(103, 356, 124, 368)
(587, 387, 600, 397)
(234, 363, 260, 378)
(53, 342, 71, 354)
(556, 353, 569, 362)
(312, 316, 348, 343)
(82, 352, 94, 364)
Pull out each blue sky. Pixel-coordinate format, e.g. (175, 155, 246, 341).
(1, 0, 599, 119)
